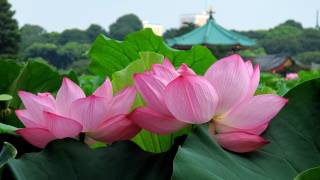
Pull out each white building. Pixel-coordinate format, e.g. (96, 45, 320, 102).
(142, 21, 164, 36)
(180, 11, 209, 26)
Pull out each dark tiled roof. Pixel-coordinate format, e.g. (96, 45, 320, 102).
(253, 54, 291, 71)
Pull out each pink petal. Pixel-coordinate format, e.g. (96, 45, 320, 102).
(88, 115, 140, 143)
(19, 91, 56, 109)
(204, 54, 251, 114)
(286, 73, 299, 80)
(44, 112, 82, 139)
(134, 73, 171, 116)
(16, 128, 56, 148)
(220, 94, 288, 130)
(18, 91, 56, 111)
(93, 78, 113, 102)
(70, 95, 109, 132)
(109, 87, 136, 117)
(164, 75, 218, 124)
(177, 64, 196, 76)
(151, 63, 179, 84)
(129, 107, 187, 134)
(214, 121, 269, 135)
(15, 110, 41, 128)
(247, 64, 260, 97)
(214, 132, 269, 153)
(37, 93, 56, 110)
(163, 58, 175, 70)
(56, 77, 85, 116)
(245, 60, 254, 76)
(18, 91, 56, 126)
(248, 123, 269, 135)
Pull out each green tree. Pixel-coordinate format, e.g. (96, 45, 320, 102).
(163, 22, 197, 39)
(260, 24, 303, 54)
(0, 0, 20, 57)
(86, 24, 107, 42)
(109, 14, 143, 40)
(279, 19, 303, 30)
(68, 59, 90, 75)
(19, 24, 46, 51)
(299, 28, 320, 52)
(238, 47, 267, 59)
(41, 32, 60, 44)
(24, 43, 61, 68)
(57, 42, 90, 67)
(295, 51, 320, 66)
(24, 42, 90, 69)
(238, 30, 267, 41)
(58, 29, 89, 44)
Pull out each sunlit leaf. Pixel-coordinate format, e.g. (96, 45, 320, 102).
(294, 166, 320, 180)
(89, 28, 216, 77)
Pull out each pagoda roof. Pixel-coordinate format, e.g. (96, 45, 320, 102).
(253, 54, 292, 71)
(167, 17, 256, 47)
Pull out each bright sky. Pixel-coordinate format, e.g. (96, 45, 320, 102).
(9, 0, 320, 32)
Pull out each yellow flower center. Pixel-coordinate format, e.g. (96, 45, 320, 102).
(210, 113, 227, 135)
(212, 113, 226, 123)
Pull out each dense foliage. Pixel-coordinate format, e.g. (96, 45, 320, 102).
(295, 51, 320, 67)
(0, 0, 20, 57)
(16, 14, 143, 70)
(1, 8, 318, 72)
(163, 22, 197, 39)
(239, 20, 320, 66)
(109, 14, 143, 40)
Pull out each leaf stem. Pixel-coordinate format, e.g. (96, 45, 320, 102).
(79, 133, 86, 143)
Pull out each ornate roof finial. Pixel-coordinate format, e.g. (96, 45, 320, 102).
(208, 5, 215, 19)
(316, 10, 319, 29)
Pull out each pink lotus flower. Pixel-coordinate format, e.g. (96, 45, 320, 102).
(16, 78, 140, 148)
(205, 55, 288, 153)
(285, 73, 299, 80)
(129, 59, 218, 134)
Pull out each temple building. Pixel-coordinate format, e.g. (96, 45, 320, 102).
(253, 54, 295, 73)
(167, 8, 256, 55)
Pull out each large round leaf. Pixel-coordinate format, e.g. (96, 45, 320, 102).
(89, 28, 216, 77)
(0, 60, 22, 94)
(173, 79, 320, 180)
(0, 60, 78, 127)
(5, 138, 181, 180)
(294, 166, 320, 180)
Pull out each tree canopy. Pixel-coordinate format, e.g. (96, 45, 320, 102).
(19, 24, 47, 50)
(109, 14, 143, 40)
(58, 28, 89, 45)
(0, 0, 20, 57)
(241, 19, 320, 57)
(163, 23, 197, 39)
(24, 42, 89, 69)
(86, 24, 108, 42)
(18, 24, 105, 70)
